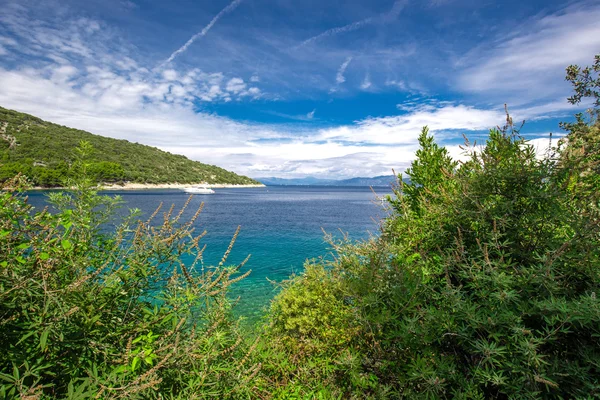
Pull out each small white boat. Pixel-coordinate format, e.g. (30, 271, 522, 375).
(183, 185, 215, 194)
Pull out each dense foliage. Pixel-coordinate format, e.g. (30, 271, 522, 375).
(0, 106, 260, 187)
(1, 56, 599, 399)
(265, 59, 600, 398)
(0, 165, 264, 398)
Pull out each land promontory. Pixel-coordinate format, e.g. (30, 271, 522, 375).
(0, 106, 261, 188)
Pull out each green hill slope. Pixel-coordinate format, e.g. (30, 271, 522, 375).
(0, 106, 260, 187)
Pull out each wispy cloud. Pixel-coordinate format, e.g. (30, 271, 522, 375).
(120, 0, 138, 10)
(360, 72, 372, 90)
(299, 17, 374, 48)
(336, 57, 353, 84)
(384, 0, 409, 21)
(163, 0, 243, 65)
(330, 56, 353, 93)
(259, 109, 317, 122)
(297, 0, 407, 48)
(456, 2, 600, 106)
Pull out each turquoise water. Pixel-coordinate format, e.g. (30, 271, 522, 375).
(26, 186, 393, 319)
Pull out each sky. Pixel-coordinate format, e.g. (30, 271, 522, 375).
(0, 0, 598, 179)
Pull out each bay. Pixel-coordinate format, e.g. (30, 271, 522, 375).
(25, 185, 393, 319)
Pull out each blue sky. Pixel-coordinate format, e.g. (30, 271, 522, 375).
(0, 0, 598, 179)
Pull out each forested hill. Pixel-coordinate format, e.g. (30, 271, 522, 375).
(0, 106, 260, 187)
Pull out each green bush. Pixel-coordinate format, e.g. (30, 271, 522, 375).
(270, 118, 600, 398)
(0, 161, 260, 398)
(266, 100, 600, 398)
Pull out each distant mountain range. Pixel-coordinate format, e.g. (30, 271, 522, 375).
(257, 175, 401, 187)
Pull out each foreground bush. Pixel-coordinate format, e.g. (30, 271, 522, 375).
(0, 169, 260, 399)
(268, 72, 600, 397)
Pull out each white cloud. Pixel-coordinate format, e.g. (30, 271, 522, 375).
(317, 103, 504, 146)
(456, 3, 600, 105)
(307, 109, 316, 119)
(0, 58, 514, 179)
(162, 69, 178, 81)
(360, 73, 372, 90)
(226, 77, 247, 93)
(386, 79, 407, 91)
(0, 36, 18, 47)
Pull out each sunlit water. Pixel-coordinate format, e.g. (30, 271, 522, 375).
(26, 186, 393, 320)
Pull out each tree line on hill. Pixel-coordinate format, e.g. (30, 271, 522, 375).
(0, 107, 259, 187)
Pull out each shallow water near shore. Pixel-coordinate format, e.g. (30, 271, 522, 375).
(25, 185, 393, 321)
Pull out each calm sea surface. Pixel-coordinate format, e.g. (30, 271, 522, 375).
(26, 186, 393, 319)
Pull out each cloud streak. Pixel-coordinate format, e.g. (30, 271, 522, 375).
(297, 0, 407, 48)
(360, 72, 372, 90)
(336, 57, 353, 84)
(456, 2, 600, 105)
(299, 17, 374, 48)
(163, 0, 243, 65)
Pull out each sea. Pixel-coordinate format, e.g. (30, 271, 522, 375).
(25, 186, 394, 320)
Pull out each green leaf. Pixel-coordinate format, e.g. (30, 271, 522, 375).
(0, 372, 16, 383)
(61, 239, 72, 250)
(40, 329, 50, 352)
(39, 252, 50, 260)
(0, 261, 7, 268)
(113, 365, 129, 375)
(131, 357, 140, 372)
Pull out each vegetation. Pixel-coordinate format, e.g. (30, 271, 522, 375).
(262, 55, 600, 398)
(0, 170, 262, 399)
(0, 106, 260, 187)
(1, 56, 599, 399)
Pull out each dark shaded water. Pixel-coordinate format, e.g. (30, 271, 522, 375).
(25, 186, 393, 319)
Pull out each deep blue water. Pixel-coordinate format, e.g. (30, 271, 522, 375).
(25, 186, 393, 319)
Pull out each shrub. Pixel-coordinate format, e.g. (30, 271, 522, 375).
(0, 161, 259, 398)
(267, 115, 600, 398)
(268, 262, 357, 355)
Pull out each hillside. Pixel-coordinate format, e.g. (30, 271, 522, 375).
(0, 106, 260, 187)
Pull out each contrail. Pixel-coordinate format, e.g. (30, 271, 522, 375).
(163, 0, 243, 65)
(297, 0, 407, 48)
(299, 18, 373, 48)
